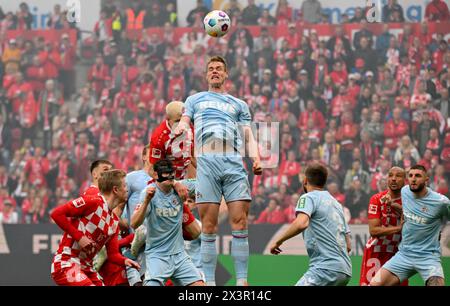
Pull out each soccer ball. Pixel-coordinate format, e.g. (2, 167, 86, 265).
(203, 10, 231, 38)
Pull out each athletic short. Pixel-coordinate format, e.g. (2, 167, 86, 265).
(196, 153, 251, 204)
(296, 267, 351, 286)
(382, 250, 444, 283)
(125, 249, 146, 286)
(184, 237, 202, 271)
(144, 251, 203, 286)
(360, 247, 408, 286)
(51, 263, 104, 286)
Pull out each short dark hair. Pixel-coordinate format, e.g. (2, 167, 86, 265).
(409, 164, 427, 173)
(207, 55, 228, 72)
(90, 159, 113, 174)
(305, 163, 328, 188)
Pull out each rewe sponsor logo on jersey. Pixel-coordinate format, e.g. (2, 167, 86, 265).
(155, 205, 181, 218)
(198, 100, 237, 115)
(404, 211, 428, 225)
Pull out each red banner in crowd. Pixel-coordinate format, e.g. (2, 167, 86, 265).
(5, 29, 77, 46)
(127, 21, 450, 42)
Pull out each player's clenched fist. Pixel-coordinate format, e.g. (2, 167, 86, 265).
(144, 187, 156, 204)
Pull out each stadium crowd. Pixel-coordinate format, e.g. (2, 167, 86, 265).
(0, 0, 449, 227)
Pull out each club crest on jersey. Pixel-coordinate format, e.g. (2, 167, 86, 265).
(421, 206, 428, 213)
(172, 197, 179, 206)
(72, 197, 86, 208)
(152, 148, 162, 158)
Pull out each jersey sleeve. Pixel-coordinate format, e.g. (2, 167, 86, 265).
(149, 132, 166, 164)
(441, 195, 450, 219)
(183, 95, 195, 120)
(295, 194, 315, 217)
(50, 196, 100, 241)
(367, 194, 381, 220)
(238, 101, 252, 126)
(125, 174, 132, 201)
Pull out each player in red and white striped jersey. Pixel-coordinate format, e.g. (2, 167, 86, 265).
(50, 169, 140, 286)
(148, 101, 195, 180)
(360, 166, 408, 286)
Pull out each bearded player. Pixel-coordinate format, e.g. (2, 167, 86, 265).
(371, 165, 450, 286)
(174, 56, 262, 286)
(360, 166, 407, 286)
(50, 170, 140, 286)
(83, 159, 113, 195)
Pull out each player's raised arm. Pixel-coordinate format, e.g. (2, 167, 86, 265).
(173, 115, 191, 136)
(131, 187, 155, 229)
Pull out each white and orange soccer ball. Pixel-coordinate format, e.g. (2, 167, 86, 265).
(203, 10, 231, 38)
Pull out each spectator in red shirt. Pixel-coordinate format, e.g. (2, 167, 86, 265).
(384, 107, 409, 151)
(26, 55, 49, 94)
(255, 198, 288, 224)
(7, 72, 33, 115)
(329, 60, 348, 87)
(330, 85, 350, 119)
(18, 90, 38, 139)
(24, 147, 50, 188)
(425, 0, 450, 22)
(359, 130, 379, 172)
(336, 111, 359, 166)
(39, 42, 61, 79)
(280, 150, 301, 188)
(88, 54, 110, 99)
(433, 40, 448, 73)
(298, 99, 326, 131)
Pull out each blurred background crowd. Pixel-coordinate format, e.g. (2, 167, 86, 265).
(0, 0, 449, 226)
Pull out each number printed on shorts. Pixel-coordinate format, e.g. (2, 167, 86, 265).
(366, 258, 381, 283)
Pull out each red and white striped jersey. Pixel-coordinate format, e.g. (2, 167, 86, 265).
(149, 120, 194, 180)
(366, 190, 403, 253)
(83, 185, 100, 196)
(51, 195, 120, 274)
